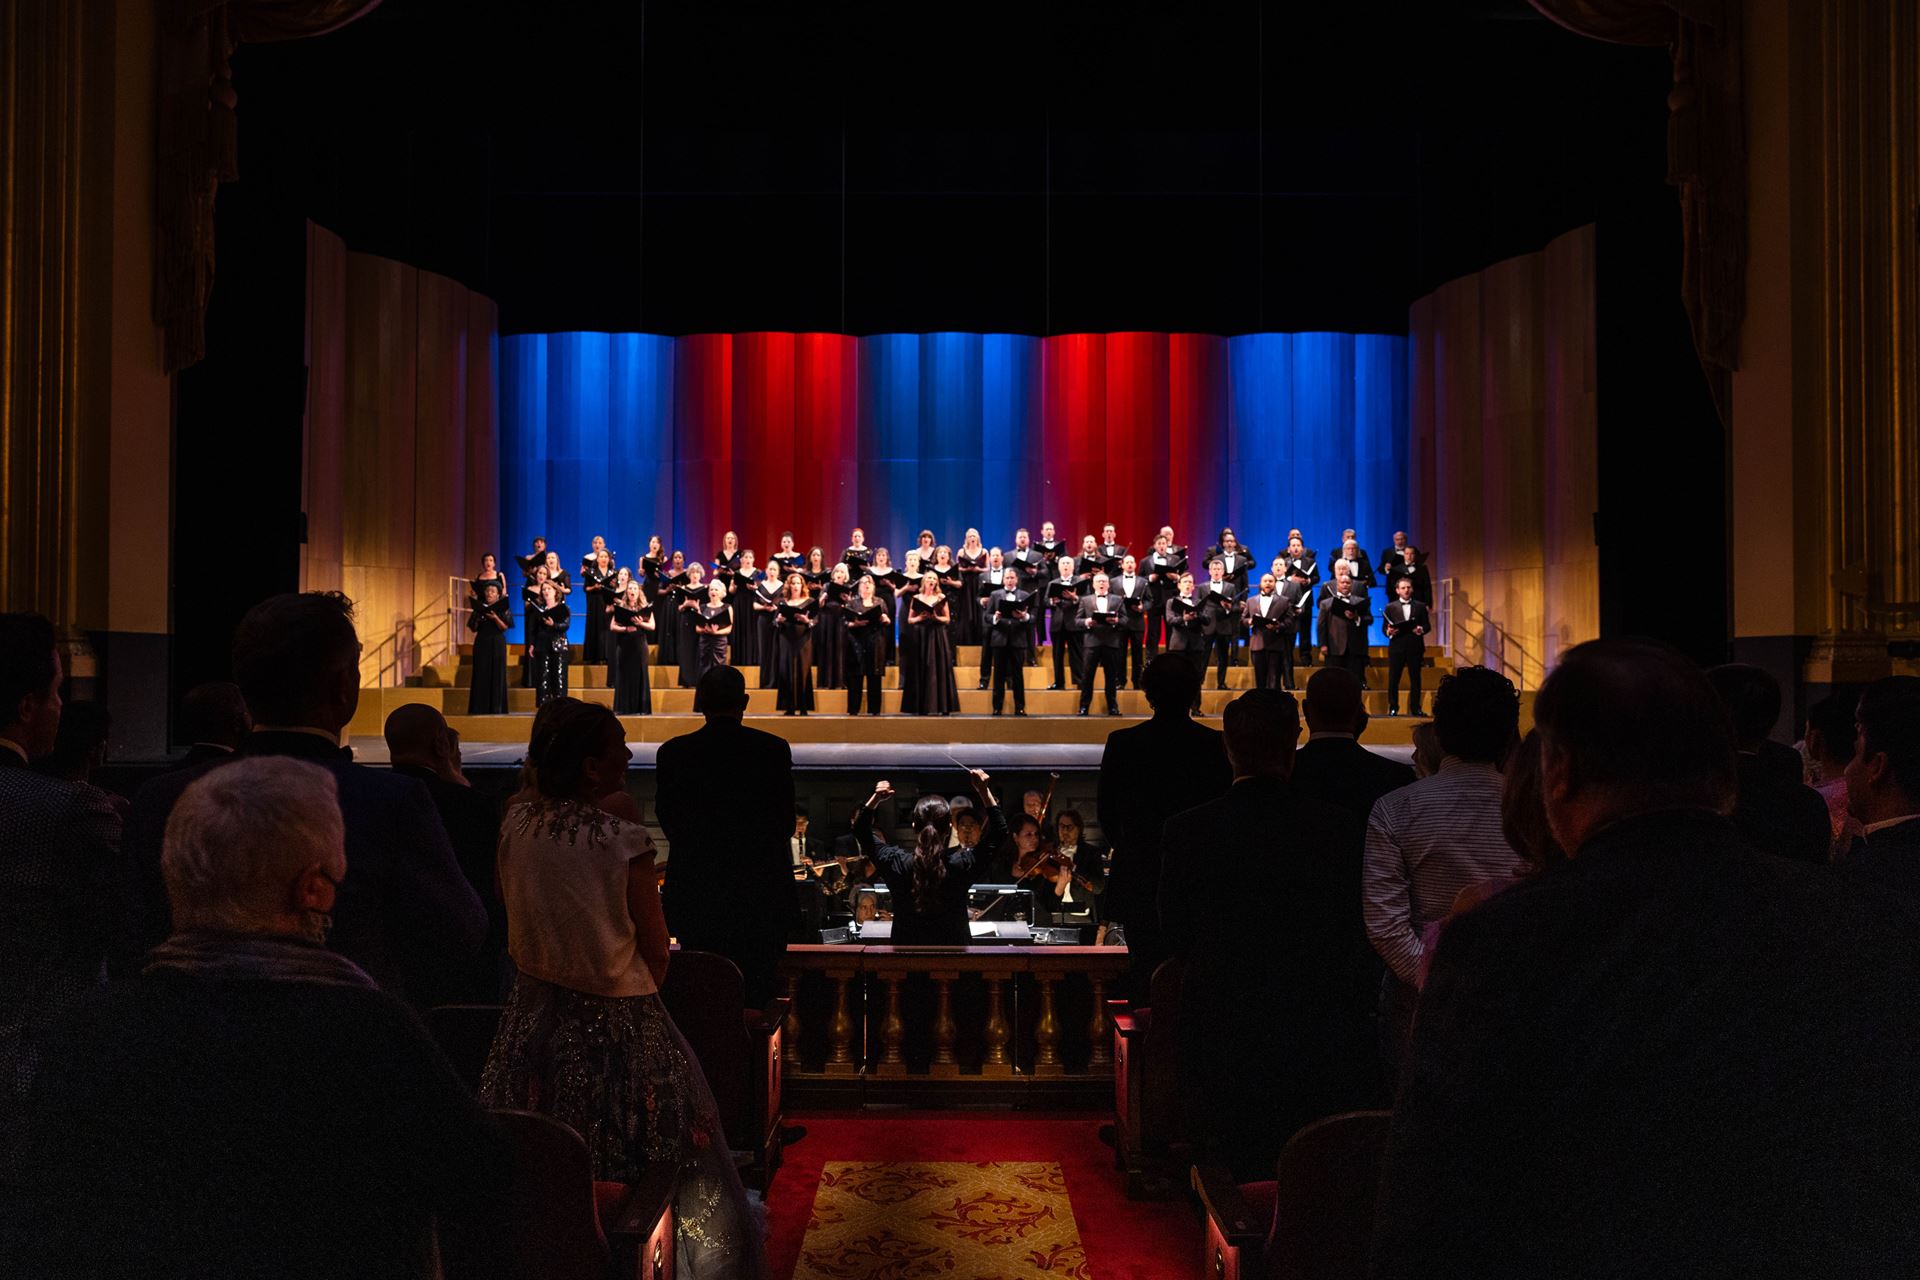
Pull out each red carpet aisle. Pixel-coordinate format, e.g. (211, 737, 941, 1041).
(766, 1113, 1198, 1280)
(795, 1162, 1086, 1278)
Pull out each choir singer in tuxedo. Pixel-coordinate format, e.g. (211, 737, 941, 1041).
(1111, 555, 1152, 687)
(1076, 572, 1127, 716)
(986, 568, 1033, 716)
(1383, 575, 1431, 716)
(1319, 564, 1372, 684)
(1244, 572, 1298, 692)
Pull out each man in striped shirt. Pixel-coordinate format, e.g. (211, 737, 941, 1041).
(1363, 666, 1521, 1076)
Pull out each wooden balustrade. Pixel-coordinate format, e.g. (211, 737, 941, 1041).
(779, 944, 1129, 1087)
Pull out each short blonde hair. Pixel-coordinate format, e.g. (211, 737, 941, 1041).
(163, 757, 344, 932)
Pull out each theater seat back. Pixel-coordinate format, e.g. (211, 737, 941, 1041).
(484, 1109, 613, 1280)
(659, 950, 751, 1145)
(1266, 1110, 1392, 1280)
(1142, 958, 1185, 1148)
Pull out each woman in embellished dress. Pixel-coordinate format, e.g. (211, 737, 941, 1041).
(482, 700, 766, 1278)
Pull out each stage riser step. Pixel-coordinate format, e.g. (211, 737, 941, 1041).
(355, 684, 1491, 729)
(427, 659, 1450, 690)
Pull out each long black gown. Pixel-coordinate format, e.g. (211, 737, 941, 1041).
(750, 582, 781, 687)
(695, 602, 732, 679)
(466, 598, 511, 715)
(729, 574, 761, 667)
(610, 603, 652, 715)
(905, 595, 960, 715)
(953, 552, 988, 645)
(651, 567, 679, 671)
(815, 581, 850, 689)
(520, 583, 543, 687)
(580, 566, 613, 664)
(894, 584, 922, 711)
(530, 602, 572, 705)
(674, 587, 704, 688)
(772, 599, 816, 713)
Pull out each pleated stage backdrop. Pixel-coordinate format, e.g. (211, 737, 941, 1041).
(500, 331, 1409, 641)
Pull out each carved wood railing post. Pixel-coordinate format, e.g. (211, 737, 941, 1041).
(877, 970, 906, 1075)
(930, 970, 959, 1077)
(827, 973, 857, 1075)
(1033, 973, 1062, 1077)
(1087, 972, 1113, 1068)
(982, 970, 1013, 1077)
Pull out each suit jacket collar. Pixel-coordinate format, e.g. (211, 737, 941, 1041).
(0, 737, 28, 767)
(244, 730, 353, 766)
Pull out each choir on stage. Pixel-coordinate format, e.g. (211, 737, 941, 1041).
(464, 522, 1436, 716)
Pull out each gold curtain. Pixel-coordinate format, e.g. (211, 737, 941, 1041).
(0, 0, 116, 627)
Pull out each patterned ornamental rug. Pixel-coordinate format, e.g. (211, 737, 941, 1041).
(793, 1161, 1092, 1279)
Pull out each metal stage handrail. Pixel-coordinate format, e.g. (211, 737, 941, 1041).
(359, 579, 461, 690)
(1434, 576, 1537, 691)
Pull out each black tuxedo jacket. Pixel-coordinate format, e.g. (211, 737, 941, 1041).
(1207, 549, 1251, 591)
(1843, 816, 1920, 903)
(1096, 714, 1232, 927)
(1383, 599, 1431, 645)
(1158, 775, 1381, 1171)
(1076, 595, 1128, 647)
(1242, 590, 1296, 649)
(1287, 737, 1415, 823)
(391, 763, 506, 999)
(655, 720, 796, 939)
(1377, 811, 1920, 1278)
(1318, 586, 1371, 656)
(120, 732, 486, 1007)
(1198, 582, 1241, 637)
(1111, 575, 1153, 632)
(986, 589, 1034, 648)
(1007, 548, 1047, 590)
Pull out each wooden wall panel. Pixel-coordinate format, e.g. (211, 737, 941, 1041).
(1410, 224, 1598, 688)
(304, 224, 500, 684)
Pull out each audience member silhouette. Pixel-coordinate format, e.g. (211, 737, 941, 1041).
(383, 704, 508, 1000)
(5, 757, 507, 1278)
(121, 592, 484, 1005)
(1363, 665, 1519, 1076)
(1096, 653, 1232, 997)
(1841, 675, 1920, 897)
(1287, 666, 1414, 820)
(656, 664, 796, 1007)
(1707, 663, 1831, 864)
(1159, 689, 1380, 1178)
(1804, 688, 1865, 857)
(174, 681, 251, 768)
(1373, 639, 1920, 1279)
(0, 615, 121, 1172)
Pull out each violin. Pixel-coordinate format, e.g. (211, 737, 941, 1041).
(1009, 771, 1064, 880)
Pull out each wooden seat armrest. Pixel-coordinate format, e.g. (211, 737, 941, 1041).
(747, 997, 790, 1037)
(606, 1164, 677, 1278)
(1191, 1162, 1266, 1251)
(1112, 1011, 1141, 1036)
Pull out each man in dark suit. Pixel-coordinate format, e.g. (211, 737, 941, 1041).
(1373, 639, 1920, 1279)
(1097, 654, 1233, 997)
(1142, 533, 1188, 658)
(384, 705, 507, 1001)
(1318, 564, 1372, 684)
(1111, 555, 1153, 686)
(1841, 675, 1920, 896)
(1075, 573, 1126, 716)
(1159, 689, 1380, 1178)
(174, 681, 250, 768)
(656, 664, 796, 1007)
(1007, 529, 1047, 657)
(986, 569, 1033, 716)
(1706, 664, 1831, 864)
(1383, 575, 1432, 716)
(1283, 532, 1320, 663)
(120, 593, 486, 1009)
(1288, 667, 1415, 821)
(0, 615, 123, 1168)
(1243, 571, 1297, 691)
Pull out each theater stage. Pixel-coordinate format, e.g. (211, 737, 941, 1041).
(349, 643, 1528, 767)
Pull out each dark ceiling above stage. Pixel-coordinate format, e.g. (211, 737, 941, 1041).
(235, 0, 1671, 336)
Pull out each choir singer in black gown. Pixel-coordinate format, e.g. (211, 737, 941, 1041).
(608, 578, 654, 715)
(772, 573, 817, 716)
(849, 769, 1007, 946)
(673, 563, 708, 689)
(466, 581, 511, 714)
(843, 574, 891, 716)
(905, 571, 960, 716)
(816, 563, 851, 690)
(694, 580, 733, 685)
(529, 581, 571, 705)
